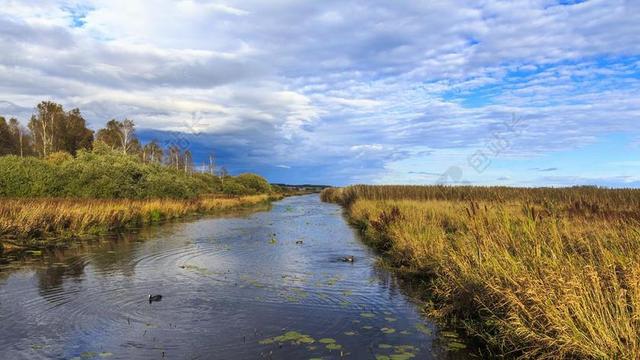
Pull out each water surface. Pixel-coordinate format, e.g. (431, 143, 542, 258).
(0, 195, 470, 359)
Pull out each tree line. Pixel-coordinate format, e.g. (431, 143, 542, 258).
(0, 101, 216, 175)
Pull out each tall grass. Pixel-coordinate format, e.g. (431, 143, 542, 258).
(0, 194, 277, 241)
(322, 185, 640, 359)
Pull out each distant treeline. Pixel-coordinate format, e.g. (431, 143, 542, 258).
(0, 101, 271, 199)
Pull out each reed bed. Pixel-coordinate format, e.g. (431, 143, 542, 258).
(0, 194, 277, 240)
(322, 185, 640, 359)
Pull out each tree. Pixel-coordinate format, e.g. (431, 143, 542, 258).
(142, 140, 163, 163)
(28, 102, 93, 157)
(8, 118, 32, 157)
(58, 108, 93, 155)
(96, 119, 139, 155)
(29, 101, 65, 157)
(219, 166, 229, 187)
(184, 149, 193, 174)
(0, 116, 16, 155)
(166, 144, 181, 170)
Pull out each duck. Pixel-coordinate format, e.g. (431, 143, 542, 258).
(341, 256, 355, 263)
(148, 294, 163, 303)
(295, 240, 304, 245)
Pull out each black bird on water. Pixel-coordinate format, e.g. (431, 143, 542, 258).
(341, 256, 355, 263)
(148, 294, 163, 303)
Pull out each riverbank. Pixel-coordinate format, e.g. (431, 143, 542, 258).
(0, 194, 280, 247)
(321, 185, 640, 359)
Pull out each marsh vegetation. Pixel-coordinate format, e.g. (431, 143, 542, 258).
(322, 185, 640, 359)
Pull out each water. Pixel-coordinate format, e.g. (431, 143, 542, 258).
(0, 195, 471, 359)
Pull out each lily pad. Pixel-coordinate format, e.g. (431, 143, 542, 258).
(414, 323, 432, 335)
(360, 312, 375, 318)
(394, 345, 416, 353)
(381, 327, 396, 334)
(378, 344, 393, 349)
(326, 343, 342, 350)
(390, 353, 415, 360)
(259, 331, 315, 345)
(318, 338, 336, 344)
(447, 341, 467, 350)
(440, 331, 459, 339)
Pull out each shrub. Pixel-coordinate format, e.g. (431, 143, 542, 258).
(0, 151, 270, 199)
(235, 173, 271, 194)
(222, 178, 251, 195)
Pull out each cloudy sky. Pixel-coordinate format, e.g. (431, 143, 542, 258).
(1, 0, 639, 186)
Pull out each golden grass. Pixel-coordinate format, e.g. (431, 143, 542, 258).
(0, 194, 278, 240)
(322, 185, 640, 359)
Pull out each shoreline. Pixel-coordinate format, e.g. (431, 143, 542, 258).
(0, 194, 283, 251)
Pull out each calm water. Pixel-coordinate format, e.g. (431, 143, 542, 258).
(0, 195, 470, 359)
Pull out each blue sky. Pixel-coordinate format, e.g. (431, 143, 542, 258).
(0, 0, 639, 186)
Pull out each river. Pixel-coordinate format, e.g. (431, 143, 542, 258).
(0, 194, 471, 359)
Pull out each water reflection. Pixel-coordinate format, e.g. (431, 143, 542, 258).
(0, 195, 470, 359)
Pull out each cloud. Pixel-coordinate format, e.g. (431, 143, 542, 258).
(531, 167, 559, 172)
(0, 0, 639, 185)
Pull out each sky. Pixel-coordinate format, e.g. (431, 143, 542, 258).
(0, 0, 639, 186)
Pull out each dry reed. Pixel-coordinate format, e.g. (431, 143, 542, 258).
(0, 194, 277, 240)
(322, 185, 640, 359)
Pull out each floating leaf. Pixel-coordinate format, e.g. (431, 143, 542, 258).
(326, 343, 342, 350)
(381, 327, 396, 334)
(389, 353, 415, 360)
(394, 345, 416, 353)
(447, 341, 467, 350)
(259, 331, 315, 345)
(384, 317, 397, 322)
(318, 338, 336, 344)
(440, 331, 458, 339)
(360, 312, 375, 318)
(414, 324, 432, 335)
(344, 331, 356, 336)
(378, 344, 393, 349)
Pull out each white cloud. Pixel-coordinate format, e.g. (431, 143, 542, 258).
(0, 0, 639, 184)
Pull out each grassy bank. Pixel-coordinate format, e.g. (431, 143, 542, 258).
(322, 185, 640, 359)
(0, 194, 278, 244)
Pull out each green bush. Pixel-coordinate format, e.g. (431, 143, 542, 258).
(222, 178, 250, 195)
(0, 151, 271, 199)
(235, 173, 271, 194)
